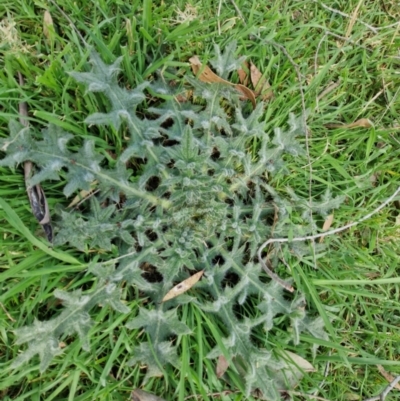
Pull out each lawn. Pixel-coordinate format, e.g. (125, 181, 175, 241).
(1, 0, 400, 400)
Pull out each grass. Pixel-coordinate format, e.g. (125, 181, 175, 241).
(1, 0, 400, 400)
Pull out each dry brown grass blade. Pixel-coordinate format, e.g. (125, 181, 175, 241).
(325, 118, 373, 129)
(250, 62, 273, 101)
(189, 56, 256, 108)
(317, 81, 340, 101)
(162, 270, 204, 302)
(43, 10, 54, 39)
(320, 214, 334, 243)
(345, 0, 364, 38)
(322, 214, 334, 231)
(377, 365, 400, 390)
(282, 350, 316, 372)
(67, 180, 98, 208)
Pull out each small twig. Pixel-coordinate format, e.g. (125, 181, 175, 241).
(316, 3, 400, 37)
(259, 258, 294, 292)
(228, 0, 245, 24)
(313, 1, 378, 33)
(314, 30, 373, 71)
(47, 0, 90, 48)
(264, 40, 306, 81)
(263, 39, 318, 277)
(375, 21, 400, 31)
(360, 89, 385, 116)
(258, 186, 400, 291)
(322, 30, 371, 51)
(288, 391, 332, 401)
(362, 374, 400, 401)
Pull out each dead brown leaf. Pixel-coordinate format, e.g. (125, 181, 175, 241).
(249, 62, 262, 88)
(189, 56, 256, 108)
(216, 355, 229, 378)
(24, 161, 53, 242)
(131, 389, 166, 401)
(319, 214, 334, 243)
(377, 365, 400, 390)
(235, 84, 256, 109)
(237, 61, 249, 86)
(250, 62, 273, 101)
(189, 56, 228, 84)
(282, 350, 315, 372)
(322, 214, 334, 231)
(162, 270, 204, 302)
(175, 90, 192, 103)
(325, 118, 373, 129)
(43, 10, 54, 39)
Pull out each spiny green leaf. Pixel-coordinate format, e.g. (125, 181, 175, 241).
(0, 120, 34, 167)
(5, 48, 337, 400)
(128, 341, 179, 380)
(210, 41, 246, 79)
(126, 307, 191, 340)
(69, 52, 123, 92)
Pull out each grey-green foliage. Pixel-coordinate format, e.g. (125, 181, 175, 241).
(1, 43, 343, 399)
